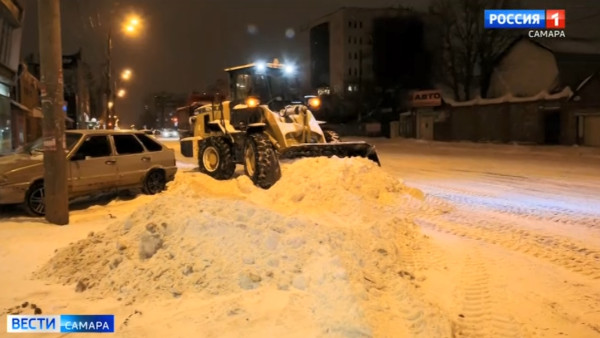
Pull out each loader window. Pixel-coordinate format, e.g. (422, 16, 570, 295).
(235, 74, 252, 99)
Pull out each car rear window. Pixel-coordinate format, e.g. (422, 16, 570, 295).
(135, 134, 163, 152)
(113, 134, 145, 155)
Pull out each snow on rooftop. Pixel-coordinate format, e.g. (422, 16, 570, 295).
(443, 86, 573, 107)
(575, 73, 596, 93)
(540, 39, 600, 55)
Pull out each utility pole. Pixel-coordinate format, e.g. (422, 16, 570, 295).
(38, 0, 69, 225)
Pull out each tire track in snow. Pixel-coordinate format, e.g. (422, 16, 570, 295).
(423, 186, 600, 231)
(414, 209, 600, 280)
(452, 252, 526, 338)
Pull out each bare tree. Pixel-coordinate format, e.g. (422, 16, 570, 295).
(430, 0, 518, 101)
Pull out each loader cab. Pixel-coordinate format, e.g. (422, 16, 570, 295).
(225, 59, 303, 112)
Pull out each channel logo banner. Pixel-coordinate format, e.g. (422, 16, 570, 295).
(485, 9, 546, 29)
(7, 315, 115, 333)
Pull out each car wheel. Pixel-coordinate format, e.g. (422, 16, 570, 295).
(25, 181, 45, 216)
(143, 170, 166, 195)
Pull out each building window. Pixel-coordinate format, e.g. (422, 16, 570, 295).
(359, 21, 363, 29)
(0, 17, 14, 65)
(349, 52, 352, 60)
(359, 37, 362, 45)
(354, 52, 358, 60)
(354, 68, 358, 76)
(353, 21, 357, 28)
(348, 21, 352, 28)
(348, 36, 352, 44)
(353, 37, 357, 44)
(348, 68, 352, 76)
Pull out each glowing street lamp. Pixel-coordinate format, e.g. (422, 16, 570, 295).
(108, 101, 114, 109)
(123, 15, 142, 36)
(117, 89, 126, 98)
(121, 69, 132, 81)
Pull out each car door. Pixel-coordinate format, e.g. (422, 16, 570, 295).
(111, 133, 149, 187)
(69, 135, 118, 194)
(134, 132, 174, 167)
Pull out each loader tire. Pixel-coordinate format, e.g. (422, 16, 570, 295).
(323, 129, 341, 143)
(198, 137, 236, 180)
(244, 133, 281, 189)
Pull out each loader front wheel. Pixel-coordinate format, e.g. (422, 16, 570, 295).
(323, 129, 341, 143)
(244, 133, 281, 189)
(198, 137, 236, 180)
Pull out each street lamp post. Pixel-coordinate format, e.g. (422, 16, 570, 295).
(102, 15, 141, 129)
(103, 28, 113, 129)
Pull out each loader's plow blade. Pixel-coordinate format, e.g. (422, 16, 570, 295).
(279, 142, 381, 166)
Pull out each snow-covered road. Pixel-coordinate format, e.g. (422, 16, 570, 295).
(1, 138, 598, 337)
(369, 139, 600, 337)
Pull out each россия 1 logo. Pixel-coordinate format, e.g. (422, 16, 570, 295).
(484, 9, 566, 38)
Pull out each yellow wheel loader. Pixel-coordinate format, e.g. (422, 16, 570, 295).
(180, 59, 380, 189)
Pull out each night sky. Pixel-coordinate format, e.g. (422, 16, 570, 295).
(20, 0, 600, 126)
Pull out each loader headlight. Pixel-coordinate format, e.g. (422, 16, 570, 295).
(284, 65, 295, 75)
(255, 61, 266, 73)
(308, 97, 321, 109)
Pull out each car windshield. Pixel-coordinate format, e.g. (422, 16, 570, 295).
(18, 132, 82, 154)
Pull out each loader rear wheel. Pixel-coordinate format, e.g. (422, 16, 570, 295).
(244, 133, 281, 189)
(198, 137, 236, 180)
(323, 129, 341, 143)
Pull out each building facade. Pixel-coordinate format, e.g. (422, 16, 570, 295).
(0, 0, 23, 153)
(25, 50, 93, 129)
(309, 7, 442, 98)
(140, 92, 187, 129)
(310, 8, 405, 95)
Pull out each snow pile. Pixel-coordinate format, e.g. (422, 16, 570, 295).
(172, 157, 428, 223)
(35, 157, 451, 336)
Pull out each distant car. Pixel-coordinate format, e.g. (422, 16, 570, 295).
(161, 129, 178, 138)
(0, 130, 178, 216)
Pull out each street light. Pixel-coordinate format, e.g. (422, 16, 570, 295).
(123, 15, 142, 36)
(103, 13, 143, 129)
(121, 69, 132, 81)
(117, 89, 126, 98)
